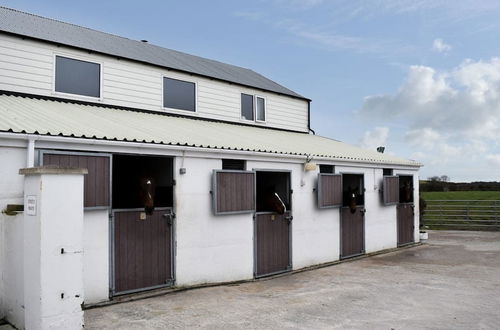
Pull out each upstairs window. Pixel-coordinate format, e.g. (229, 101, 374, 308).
(55, 56, 100, 98)
(256, 96, 266, 121)
(241, 93, 266, 122)
(163, 77, 196, 112)
(241, 93, 254, 120)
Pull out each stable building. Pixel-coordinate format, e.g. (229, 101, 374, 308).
(0, 7, 421, 329)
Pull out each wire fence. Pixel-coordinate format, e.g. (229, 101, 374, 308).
(422, 200, 500, 231)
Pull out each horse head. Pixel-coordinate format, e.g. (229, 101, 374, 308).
(264, 186, 286, 215)
(139, 177, 156, 215)
(347, 186, 357, 214)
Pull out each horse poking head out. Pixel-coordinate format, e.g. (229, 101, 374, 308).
(139, 178, 156, 215)
(263, 186, 286, 215)
(346, 187, 357, 214)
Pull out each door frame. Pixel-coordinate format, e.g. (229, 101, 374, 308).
(253, 169, 293, 278)
(339, 172, 366, 259)
(110, 207, 175, 296)
(109, 153, 177, 296)
(396, 174, 415, 247)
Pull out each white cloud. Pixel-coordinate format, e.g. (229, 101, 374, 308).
(360, 58, 500, 180)
(361, 59, 500, 139)
(359, 126, 389, 150)
(432, 38, 452, 53)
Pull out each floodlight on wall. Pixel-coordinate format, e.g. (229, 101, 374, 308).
(377, 146, 385, 153)
(303, 154, 317, 171)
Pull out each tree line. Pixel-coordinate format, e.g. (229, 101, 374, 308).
(420, 176, 500, 192)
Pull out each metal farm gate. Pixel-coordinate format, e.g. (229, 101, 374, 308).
(340, 206, 365, 259)
(112, 208, 174, 295)
(254, 211, 292, 277)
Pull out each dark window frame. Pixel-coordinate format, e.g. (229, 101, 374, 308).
(241, 93, 254, 121)
(241, 93, 267, 123)
(163, 76, 197, 112)
(319, 165, 335, 174)
(54, 55, 101, 98)
(222, 159, 246, 171)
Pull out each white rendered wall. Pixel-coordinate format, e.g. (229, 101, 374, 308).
(0, 147, 26, 327)
(0, 34, 309, 133)
(83, 209, 109, 304)
(174, 157, 254, 285)
(246, 160, 340, 270)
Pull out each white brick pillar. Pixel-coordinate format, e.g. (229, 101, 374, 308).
(19, 167, 88, 330)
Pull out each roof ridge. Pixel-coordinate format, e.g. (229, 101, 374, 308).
(0, 6, 259, 76)
(0, 6, 142, 45)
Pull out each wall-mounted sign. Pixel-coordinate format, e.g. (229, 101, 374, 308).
(26, 195, 37, 216)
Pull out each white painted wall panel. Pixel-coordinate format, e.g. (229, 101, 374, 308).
(0, 34, 309, 132)
(175, 157, 254, 285)
(83, 209, 109, 304)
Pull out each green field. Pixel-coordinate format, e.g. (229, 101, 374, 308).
(421, 191, 500, 201)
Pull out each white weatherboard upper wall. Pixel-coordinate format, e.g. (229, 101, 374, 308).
(0, 33, 309, 132)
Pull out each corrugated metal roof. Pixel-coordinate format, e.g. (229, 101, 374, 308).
(0, 6, 307, 100)
(0, 94, 420, 167)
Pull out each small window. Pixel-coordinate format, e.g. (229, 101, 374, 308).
(256, 96, 265, 121)
(320, 165, 334, 174)
(222, 159, 246, 170)
(55, 56, 100, 98)
(383, 168, 393, 176)
(241, 93, 254, 120)
(163, 77, 196, 112)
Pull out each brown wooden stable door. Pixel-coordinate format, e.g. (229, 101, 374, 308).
(397, 204, 414, 246)
(340, 206, 365, 259)
(255, 211, 291, 277)
(113, 209, 173, 294)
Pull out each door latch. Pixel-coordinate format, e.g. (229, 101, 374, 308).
(285, 215, 293, 222)
(162, 210, 176, 225)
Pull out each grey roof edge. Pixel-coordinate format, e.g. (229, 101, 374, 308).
(0, 6, 310, 101)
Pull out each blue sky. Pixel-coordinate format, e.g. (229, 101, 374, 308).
(3, 0, 500, 182)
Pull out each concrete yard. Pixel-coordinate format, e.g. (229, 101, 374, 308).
(85, 231, 500, 329)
